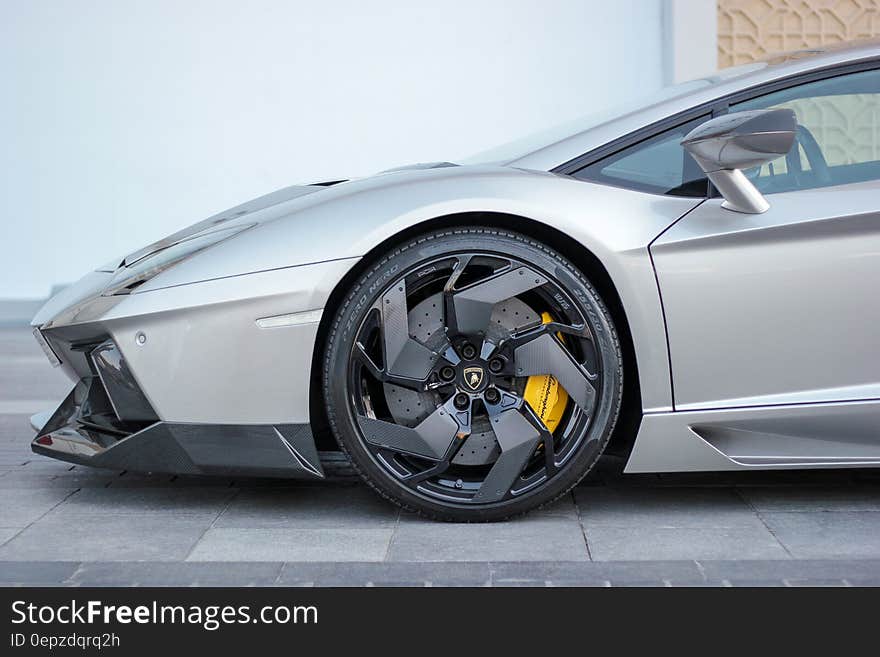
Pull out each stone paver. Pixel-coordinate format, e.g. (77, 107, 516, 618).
(761, 512, 880, 559)
(45, 486, 236, 519)
(575, 486, 763, 527)
(69, 562, 284, 587)
(0, 528, 22, 545)
(214, 485, 399, 529)
(277, 561, 493, 586)
(388, 508, 589, 562)
(0, 487, 77, 527)
(0, 468, 118, 489)
(739, 486, 880, 512)
(0, 561, 80, 586)
(3, 326, 880, 585)
(0, 514, 212, 561)
(574, 485, 791, 560)
(584, 525, 790, 561)
(187, 528, 394, 562)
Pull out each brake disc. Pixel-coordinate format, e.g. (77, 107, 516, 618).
(383, 292, 541, 466)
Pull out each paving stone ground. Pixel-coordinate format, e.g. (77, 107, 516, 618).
(2, 327, 879, 586)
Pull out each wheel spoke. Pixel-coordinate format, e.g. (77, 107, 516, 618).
(442, 255, 472, 337)
(404, 460, 452, 485)
(448, 265, 549, 336)
(514, 333, 597, 410)
(358, 398, 471, 462)
(506, 319, 589, 348)
(353, 343, 428, 392)
(520, 401, 557, 477)
(380, 281, 437, 380)
(472, 402, 541, 504)
(402, 399, 473, 485)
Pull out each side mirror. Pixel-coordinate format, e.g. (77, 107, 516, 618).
(681, 109, 797, 214)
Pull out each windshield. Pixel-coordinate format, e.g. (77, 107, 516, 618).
(462, 65, 768, 165)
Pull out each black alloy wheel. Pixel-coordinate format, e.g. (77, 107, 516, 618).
(324, 227, 622, 521)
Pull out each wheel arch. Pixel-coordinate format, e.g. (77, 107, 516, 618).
(309, 211, 642, 458)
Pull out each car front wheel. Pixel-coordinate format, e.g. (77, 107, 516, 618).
(324, 227, 623, 521)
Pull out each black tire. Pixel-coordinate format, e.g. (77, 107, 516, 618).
(323, 227, 622, 521)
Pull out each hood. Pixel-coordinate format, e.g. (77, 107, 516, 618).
(119, 182, 333, 267)
(377, 161, 458, 174)
(118, 165, 456, 268)
(99, 163, 510, 294)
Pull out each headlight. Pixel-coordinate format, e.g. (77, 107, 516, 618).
(102, 224, 253, 295)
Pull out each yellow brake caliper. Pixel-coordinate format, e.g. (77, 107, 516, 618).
(523, 312, 569, 432)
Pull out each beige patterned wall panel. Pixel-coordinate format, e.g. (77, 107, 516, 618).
(789, 95, 880, 165)
(718, 0, 880, 68)
(754, 95, 880, 177)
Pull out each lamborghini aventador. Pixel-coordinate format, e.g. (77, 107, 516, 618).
(29, 40, 880, 520)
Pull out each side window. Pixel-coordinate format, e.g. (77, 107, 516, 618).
(571, 115, 709, 197)
(732, 68, 880, 193)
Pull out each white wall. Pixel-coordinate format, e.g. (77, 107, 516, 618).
(1, 0, 665, 300)
(663, 0, 718, 84)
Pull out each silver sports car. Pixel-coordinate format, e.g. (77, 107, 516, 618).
(30, 40, 880, 520)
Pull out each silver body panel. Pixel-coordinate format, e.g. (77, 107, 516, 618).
(652, 180, 880, 411)
(31, 39, 880, 474)
(626, 399, 880, 473)
(102, 260, 353, 424)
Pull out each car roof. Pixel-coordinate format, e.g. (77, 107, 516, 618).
(506, 38, 880, 172)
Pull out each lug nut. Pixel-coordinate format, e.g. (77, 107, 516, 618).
(453, 393, 470, 410)
(488, 357, 504, 373)
(439, 365, 456, 381)
(460, 342, 477, 360)
(484, 387, 501, 404)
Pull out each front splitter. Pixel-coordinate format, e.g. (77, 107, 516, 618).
(32, 400, 324, 480)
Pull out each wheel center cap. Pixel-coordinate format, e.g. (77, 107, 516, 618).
(461, 365, 487, 392)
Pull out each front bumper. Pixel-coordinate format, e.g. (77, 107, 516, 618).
(30, 342, 324, 479)
(28, 257, 359, 478)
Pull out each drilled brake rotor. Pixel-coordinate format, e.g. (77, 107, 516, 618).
(383, 292, 541, 466)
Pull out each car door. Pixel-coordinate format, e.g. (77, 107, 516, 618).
(651, 66, 880, 411)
